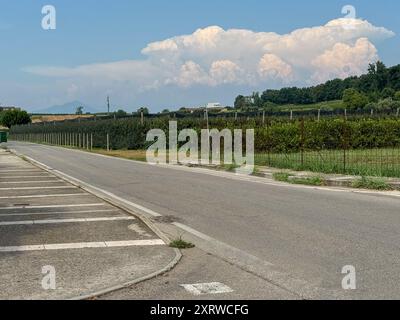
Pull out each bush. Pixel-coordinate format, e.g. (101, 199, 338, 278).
(0, 110, 31, 128)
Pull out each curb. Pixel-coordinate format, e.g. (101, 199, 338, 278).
(9, 149, 182, 300)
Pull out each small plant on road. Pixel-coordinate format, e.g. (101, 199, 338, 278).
(169, 236, 195, 249)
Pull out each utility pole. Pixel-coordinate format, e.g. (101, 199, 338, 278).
(107, 96, 110, 115)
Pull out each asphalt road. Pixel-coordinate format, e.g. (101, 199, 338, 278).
(0, 148, 175, 299)
(8, 141, 400, 299)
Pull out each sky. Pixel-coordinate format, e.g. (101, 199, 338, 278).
(0, 0, 399, 112)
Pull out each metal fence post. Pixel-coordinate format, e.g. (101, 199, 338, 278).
(300, 118, 305, 168)
(107, 133, 110, 152)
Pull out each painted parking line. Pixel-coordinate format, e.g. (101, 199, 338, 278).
(0, 216, 136, 226)
(0, 175, 53, 179)
(0, 186, 76, 191)
(0, 180, 64, 184)
(0, 239, 165, 252)
(0, 209, 119, 218)
(0, 203, 106, 210)
(0, 170, 42, 173)
(0, 193, 86, 199)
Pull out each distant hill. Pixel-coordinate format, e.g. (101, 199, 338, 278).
(33, 101, 101, 114)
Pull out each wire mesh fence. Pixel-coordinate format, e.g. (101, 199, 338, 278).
(9, 117, 400, 178)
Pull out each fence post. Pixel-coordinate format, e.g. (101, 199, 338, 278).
(262, 111, 265, 125)
(342, 117, 348, 174)
(91, 133, 93, 151)
(317, 109, 321, 122)
(300, 118, 305, 168)
(107, 133, 110, 152)
(290, 110, 293, 121)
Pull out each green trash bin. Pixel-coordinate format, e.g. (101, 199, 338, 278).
(0, 131, 7, 143)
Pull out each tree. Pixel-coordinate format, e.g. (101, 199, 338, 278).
(137, 107, 149, 115)
(342, 88, 369, 110)
(393, 91, 400, 101)
(75, 106, 84, 115)
(114, 109, 127, 118)
(381, 87, 395, 99)
(161, 109, 170, 114)
(234, 95, 246, 109)
(0, 109, 31, 128)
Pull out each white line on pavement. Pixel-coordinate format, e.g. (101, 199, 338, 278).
(0, 209, 119, 218)
(0, 186, 76, 191)
(0, 216, 135, 226)
(0, 203, 106, 210)
(0, 170, 42, 173)
(0, 193, 86, 199)
(0, 180, 63, 184)
(0, 239, 165, 252)
(0, 175, 53, 179)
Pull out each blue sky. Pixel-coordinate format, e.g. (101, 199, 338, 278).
(0, 0, 399, 112)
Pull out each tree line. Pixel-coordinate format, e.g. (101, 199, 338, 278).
(235, 61, 400, 111)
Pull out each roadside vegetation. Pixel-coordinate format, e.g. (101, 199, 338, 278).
(169, 237, 195, 249)
(351, 176, 393, 190)
(273, 172, 326, 186)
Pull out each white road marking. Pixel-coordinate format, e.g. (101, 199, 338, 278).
(0, 180, 63, 184)
(0, 186, 76, 191)
(0, 193, 85, 199)
(173, 222, 215, 242)
(104, 239, 165, 247)
(0, 170, 42, 173)
(0, 216, 135, 226)
(0, 203, 106, 210)
(0, 175, 53, 179)
(0, 245, 45, 252)
(180, 282, 234, 295)
(50, 169, 163, 217)
(0, 239, 165, 252)
(0, 209, 119, 218)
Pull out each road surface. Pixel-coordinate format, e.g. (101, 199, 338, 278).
(8, 141, 400, 299)
(0, 148, 175, 299)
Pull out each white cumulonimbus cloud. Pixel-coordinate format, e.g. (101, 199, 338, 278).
(24, 18, 394, 108)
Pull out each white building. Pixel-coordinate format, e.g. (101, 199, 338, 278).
(206, 102, 224, 109)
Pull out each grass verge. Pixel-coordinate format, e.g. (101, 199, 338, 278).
(351, 176, 393, 190)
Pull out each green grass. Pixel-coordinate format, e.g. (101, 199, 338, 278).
(273, 172, 291, 182)
(256, 148, 400, 178)
(273, 172, 326, 186)
(351, 176, 393, 190)
(169, 237, 195, 249)
(290, 176, 326, 186)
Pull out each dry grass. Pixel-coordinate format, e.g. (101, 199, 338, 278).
(31, 115, 94, 123)
(94, 149, 149, 162)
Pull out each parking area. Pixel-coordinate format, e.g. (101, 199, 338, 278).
(0, 148, 176, 299)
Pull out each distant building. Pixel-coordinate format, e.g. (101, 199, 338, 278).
(0, 105, 20, 112)
(206, 102, 225, 109)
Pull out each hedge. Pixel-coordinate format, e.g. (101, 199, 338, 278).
(9, 117, 400, 152)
